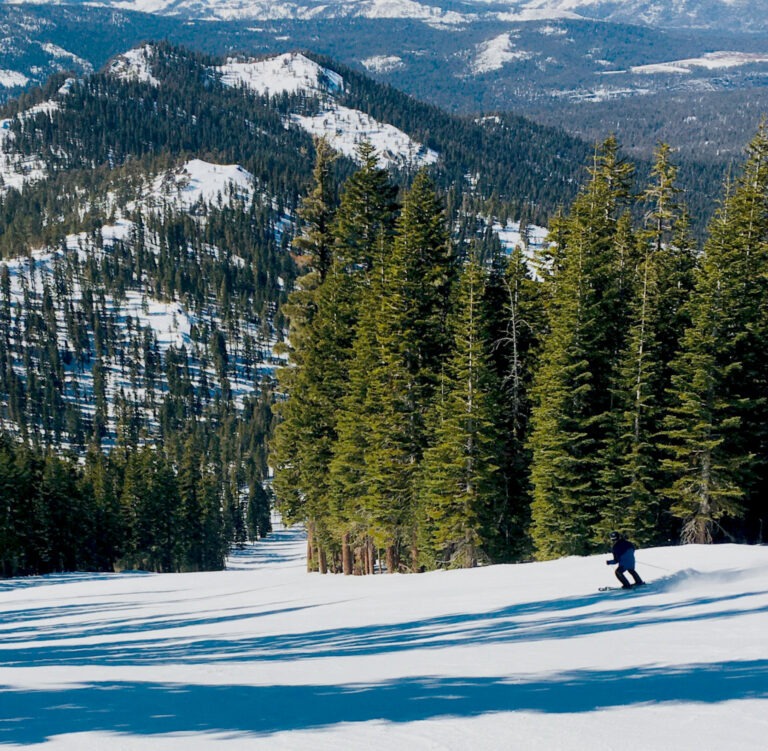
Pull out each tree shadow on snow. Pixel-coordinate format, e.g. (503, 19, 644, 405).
(226, 527, 307, 570)
(1, 660, 766, 745)
(2, 575, 766, 667)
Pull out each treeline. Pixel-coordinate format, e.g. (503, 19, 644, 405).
(0, 426, 272, 578)
(272, 129, 768, 574)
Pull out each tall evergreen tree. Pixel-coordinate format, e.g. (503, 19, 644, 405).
(332, 141, 399, 274)
(328, 171, 452, 573)
(599, 145, 696, 545)
(417, 256, 502, 568)
(663, 125, 768, 543)
(484, 242, 545, 560)
(528, 137, 634, 559)
(292, 137, 338, 282)
(272, 144, 399, 571)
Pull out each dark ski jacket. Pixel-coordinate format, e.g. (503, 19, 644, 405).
(608, 539, 636, 569)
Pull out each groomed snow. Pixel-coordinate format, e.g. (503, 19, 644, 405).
(1, 527, 767, 749)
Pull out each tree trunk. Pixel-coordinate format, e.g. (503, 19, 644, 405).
(386, 545, 396, 573)
(306, 524, 315, 572)
(411, 542, 420, 573)
(341, 531, 352, 575)
(317, 546, 327, 574)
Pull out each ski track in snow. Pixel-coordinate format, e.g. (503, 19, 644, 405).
(1, 529, 767, 749)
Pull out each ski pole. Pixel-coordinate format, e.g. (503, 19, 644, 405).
(637, 560, 672, 572)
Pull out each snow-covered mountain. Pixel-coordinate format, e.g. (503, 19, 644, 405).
(108, 47, 437, 169)
(0, 154, 282, 447)
(4, 0, 765, 31)
(0, 2, 766, 165)
(0, 41, 592, 449)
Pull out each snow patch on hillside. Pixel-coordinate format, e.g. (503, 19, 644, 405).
(108, 45, 160, 86)
(40, 42, 93, 71)
(217, 52, 344, 96)
(497, 8, 581, 22)
(494, 219, 548, 255)
(0, 100, 62, 192)
(361, 55, 405, 73)
(630, 51, 768, 75)
(0, 69, 29, 88)
(144, 159, 255, 212)
(290, 105, 438, 169)
(359, 0, 467, 25)
(472, 33, 533, 74)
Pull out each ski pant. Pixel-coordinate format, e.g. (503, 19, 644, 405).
(615, 566, 643, 588)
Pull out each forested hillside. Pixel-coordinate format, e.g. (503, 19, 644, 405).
(2, 41, 765, 581)
(0, 43, 595, 577)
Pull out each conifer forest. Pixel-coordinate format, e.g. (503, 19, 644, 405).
(0, 44, 766, 578)
(274, 130, 768, 574)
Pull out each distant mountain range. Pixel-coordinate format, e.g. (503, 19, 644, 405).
(4, 0, 766, 33)
(0, 2, 765, 166)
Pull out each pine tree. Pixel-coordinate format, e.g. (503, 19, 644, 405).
(292, 137, 338, 282)
(663, 125, 768, 543)
(484, 242, 545, 560)
(328, 171, 454, 573)
(599, 145, 696, 545)
(528, 137, 634, 559)
(81, 443, 123, 570)
(272, 145, 399, 572)
(418, 256, 502, 569)
(332, 141, 398, 273)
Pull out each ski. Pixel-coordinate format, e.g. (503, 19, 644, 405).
(599, 583, 648, 592)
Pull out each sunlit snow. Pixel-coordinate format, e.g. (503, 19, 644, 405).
(0, 100, 61, 192)
(290, 105, 438, 169)
(361, 55, 405, 73)
(108, 45, 160, 86)
(630, 51, 768, 75)
(144, 159, 255, 212)
(472, 33, 534, 75)
(1, 526, 767, 749)
(217, 52, 343, 96)
(0, 69, 28, 88)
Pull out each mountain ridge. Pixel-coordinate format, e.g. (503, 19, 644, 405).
(4, 0, 765, 32)
(0, 4, 765, 168)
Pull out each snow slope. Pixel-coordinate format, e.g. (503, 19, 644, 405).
(216, 52, 343, 96)
(1, 528, 767, 749)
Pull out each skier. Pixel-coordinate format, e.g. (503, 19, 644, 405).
(606, 531, 645, 589)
